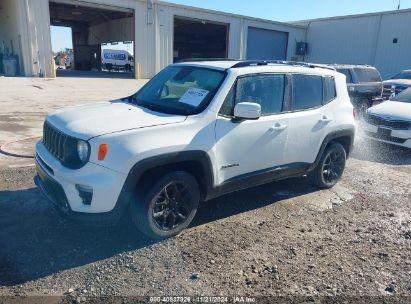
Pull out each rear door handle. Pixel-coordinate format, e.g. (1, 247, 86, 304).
(269, 123, 287, 132)
(319, 116, 333, 123)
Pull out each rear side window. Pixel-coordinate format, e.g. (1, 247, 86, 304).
(220, 74, 286, 116)
(354, 68, 381, 82)
(323, 76, 337, 104)
(291, 74, 323, 110)
(336, 69, 353, 83)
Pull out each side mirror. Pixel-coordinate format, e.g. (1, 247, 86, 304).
(234, 102, 261, 120)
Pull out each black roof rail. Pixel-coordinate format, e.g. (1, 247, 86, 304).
(231, 60, 336, 71)
(175, 58, 239, 63)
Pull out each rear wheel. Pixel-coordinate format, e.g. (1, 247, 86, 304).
(130, 171, 200, 240)
(309, 143, 346, 189)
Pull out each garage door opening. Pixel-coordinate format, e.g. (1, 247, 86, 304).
(247, 27, 288, 61)
(49, 1, 135, 78)
(173, 17, 229, 62)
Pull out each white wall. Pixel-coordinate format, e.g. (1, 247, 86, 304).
(157, 2, 243, 71)
(8, 0, 411, 79)
(374, 12, 411, 78)
(304, 10, 411, 79)
(0, 0, 22, 72)
(12, 0, 53, 77)
(156, 2, 305, 74)
(13, 0, 304, 78)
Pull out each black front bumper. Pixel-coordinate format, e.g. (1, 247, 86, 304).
(34, 162, 70, 214)
(34, 158, 126, 226)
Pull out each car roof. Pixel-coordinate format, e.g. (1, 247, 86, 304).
(174, 60, 339, 75)
(174, 60, 241, 70)
(330, 64, 376, 69)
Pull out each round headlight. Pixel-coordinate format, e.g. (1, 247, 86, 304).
(77, 140, 89, 162)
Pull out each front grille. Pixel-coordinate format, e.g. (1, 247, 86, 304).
(43, 121, 70, 162)
(42, 121, 88, 169)
(365, 114, 411, 130)
(365, 131, 407, 144)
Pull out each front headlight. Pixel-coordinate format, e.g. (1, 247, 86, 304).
(77, 140, 89, 162)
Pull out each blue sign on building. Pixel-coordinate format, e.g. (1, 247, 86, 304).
(104, 53, 127, 61)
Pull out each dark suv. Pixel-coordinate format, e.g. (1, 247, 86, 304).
(330, 64, 383, 114)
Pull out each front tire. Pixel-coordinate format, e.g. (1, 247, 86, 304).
(130, 171, 200, 240)
(309, 143, 347, 189)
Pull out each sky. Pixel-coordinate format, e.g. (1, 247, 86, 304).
(50, 0, 411, 52)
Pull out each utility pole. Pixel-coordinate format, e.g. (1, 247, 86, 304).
(398, 0, 401, 10)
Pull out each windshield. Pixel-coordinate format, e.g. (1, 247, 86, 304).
(353, 67, 381, 82)
(391, 71, 411, 80)
(133, 65, 226, 115)
(391, 88, 411, 103)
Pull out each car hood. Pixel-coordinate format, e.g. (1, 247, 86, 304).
(383, 79, 411, 86)
(46, 100, 187, 140)
(367, 101, 411, 121)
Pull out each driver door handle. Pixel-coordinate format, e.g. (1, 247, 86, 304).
(269, 123, 288, 132)
(319, 116, 333, 123)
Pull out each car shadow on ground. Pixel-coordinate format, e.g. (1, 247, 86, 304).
(193, 177, 313, 227)
(0, 177, 316, 286)
(56, 69, 135, 79)
(351, 138, 411, 165)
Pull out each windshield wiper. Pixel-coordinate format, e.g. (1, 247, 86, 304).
(120, 95, 134, 103)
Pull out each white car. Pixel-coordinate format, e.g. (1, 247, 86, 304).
(362, 88, 411, 149)
(35, 60, 356, 239)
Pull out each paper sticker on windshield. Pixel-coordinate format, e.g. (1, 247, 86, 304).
(179, 88, 209, 107)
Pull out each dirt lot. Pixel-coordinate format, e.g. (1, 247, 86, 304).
(0, 77, 410, 303)
(0, 76, 147, 169)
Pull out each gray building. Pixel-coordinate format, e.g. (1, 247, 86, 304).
(294, 8, 411, 79)
(0, 0, 410, 79)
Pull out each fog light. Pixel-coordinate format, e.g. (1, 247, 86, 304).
(75, 184, 93, 205)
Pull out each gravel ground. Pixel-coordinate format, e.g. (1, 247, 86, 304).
(0, 138, 410, 303)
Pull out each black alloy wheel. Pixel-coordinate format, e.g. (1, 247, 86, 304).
(130, 171, 200, 240)
(321, 148, 345, 185)
(152, 181, 193, 231)
(309, 142, 347, 189)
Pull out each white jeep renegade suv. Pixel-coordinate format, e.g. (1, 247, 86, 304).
(35, 60, 355, 239)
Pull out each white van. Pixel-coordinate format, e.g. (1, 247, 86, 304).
(102, 49, 134, 72)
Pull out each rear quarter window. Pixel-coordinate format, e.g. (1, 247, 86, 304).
(323, 76, 337, 104)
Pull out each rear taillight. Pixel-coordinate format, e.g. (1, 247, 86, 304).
(353, 108, 357, 119)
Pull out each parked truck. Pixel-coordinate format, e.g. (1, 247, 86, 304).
(102, 49, 134, 72)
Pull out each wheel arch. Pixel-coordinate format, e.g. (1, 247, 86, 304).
(308, 127, 355, 173)
(121, 151, 214, 203)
